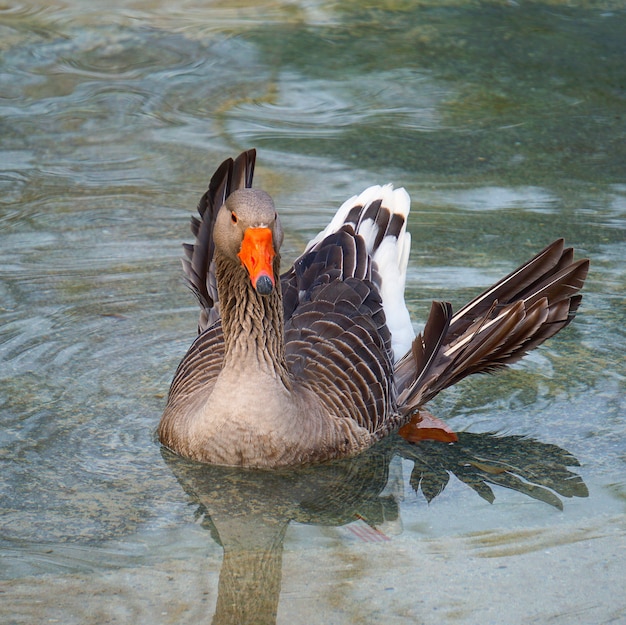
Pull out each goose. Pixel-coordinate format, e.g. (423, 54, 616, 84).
(158, 149, 589, 468)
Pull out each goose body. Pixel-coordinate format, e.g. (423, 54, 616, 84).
(158, 150, 589, 468)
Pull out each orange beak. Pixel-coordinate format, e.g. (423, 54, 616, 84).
(237, 227, 276, 295)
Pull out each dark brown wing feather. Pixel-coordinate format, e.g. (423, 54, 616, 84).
(395, 240, 589, 415)
(284, 228, 399, 438)
(182, 149, 257, 332)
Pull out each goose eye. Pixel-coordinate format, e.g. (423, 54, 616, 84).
(231, 212, 238, 224)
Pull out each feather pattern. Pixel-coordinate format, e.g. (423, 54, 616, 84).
(182, 149, 256, 331)
(159, 150, 589, 468)
(395, 241, 589, 414)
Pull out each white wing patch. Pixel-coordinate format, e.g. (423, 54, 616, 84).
(308, 184, 415, 361)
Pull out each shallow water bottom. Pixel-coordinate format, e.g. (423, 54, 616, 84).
(3, 524, 625, 625)
(3, 474, 625, 625)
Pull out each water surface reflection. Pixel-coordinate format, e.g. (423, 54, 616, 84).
(163, 432, 587, 625)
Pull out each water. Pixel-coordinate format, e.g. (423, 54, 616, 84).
(1, 2, 625, 623)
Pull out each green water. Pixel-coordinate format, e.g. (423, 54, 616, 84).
(1, 2, 625, 624)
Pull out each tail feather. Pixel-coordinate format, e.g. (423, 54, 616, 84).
(396, 301, 451, 407)
(451, 240, 565, 332)
(395, 241, 589, 416)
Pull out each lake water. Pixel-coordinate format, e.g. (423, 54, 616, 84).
(1, 2, 625, 624)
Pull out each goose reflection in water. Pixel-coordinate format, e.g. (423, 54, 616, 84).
(162, 432, 587, 625)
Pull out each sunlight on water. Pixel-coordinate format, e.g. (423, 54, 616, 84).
(1, 1, 625, 624)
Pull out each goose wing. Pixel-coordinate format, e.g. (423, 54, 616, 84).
(282, 186, 414, 438)
(394, 240, 590, 415)
(182, 149, 256, 332)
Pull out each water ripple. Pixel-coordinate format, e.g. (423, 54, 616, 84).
(225, 68, 451, 142)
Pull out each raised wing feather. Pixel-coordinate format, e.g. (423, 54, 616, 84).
(284, 227, 400, 438)
(183, 149, 256, 332)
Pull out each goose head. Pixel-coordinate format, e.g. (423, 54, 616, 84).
(213, 188, 284, 295)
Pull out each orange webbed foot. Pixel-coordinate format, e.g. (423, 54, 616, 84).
(399, 409, 458, 444)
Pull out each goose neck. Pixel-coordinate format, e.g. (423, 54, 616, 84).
(216, 255, 290, 387)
